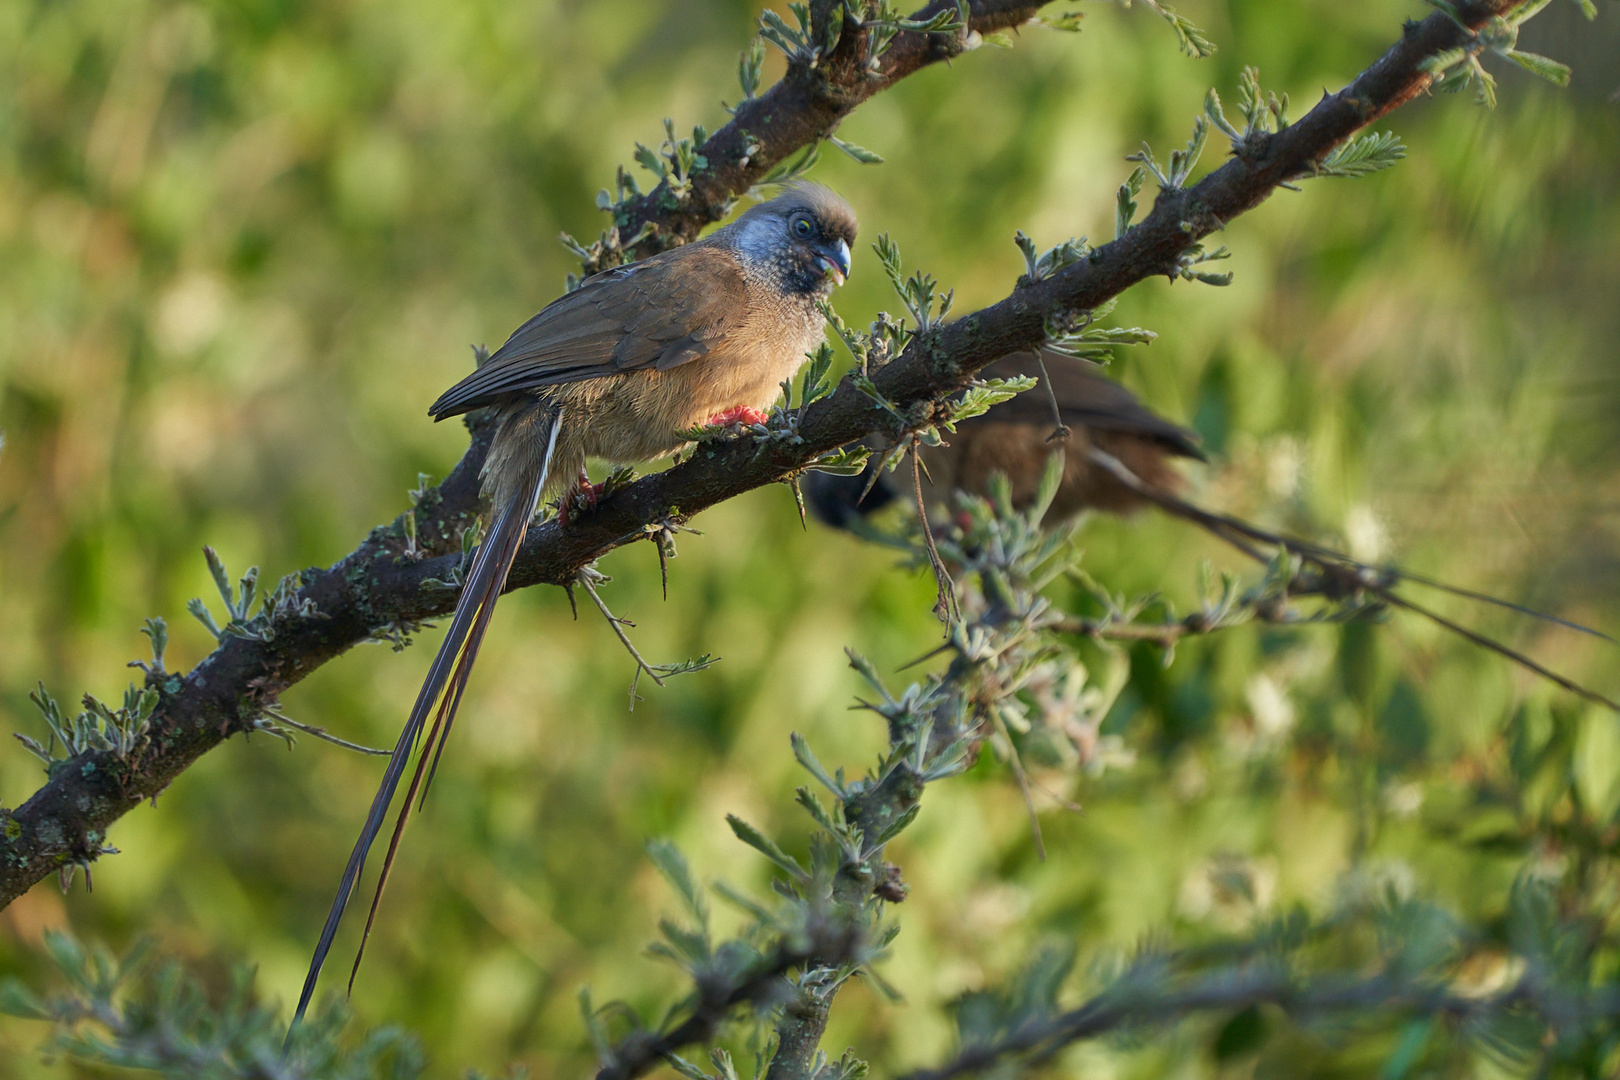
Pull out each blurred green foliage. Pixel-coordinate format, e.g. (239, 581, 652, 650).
(1, 1, 1618, 1077)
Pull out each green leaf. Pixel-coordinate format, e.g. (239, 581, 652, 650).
(186, 597, 224, 641)
(1205, 87, 1241, 142)
(1318, 131, 1407, 178)
(633, 142, 665, 178)
(1038, 10, 1085, 31)
(1144, 1, 1216, 58)
(871, 233, 905, 298)
(140, 617, 168, 670)
(203, 545, 234, 615)
(1082, 326, 1157, 345)
(665, 1053, 715, 1080)
(872, 803, 921, 846)
(646, 839, 709, 928)
(1115, 166, 1145, 238)
(1508, 0, 1556, 26)
(829, 135, 883, 164)
(1030, 450, 1065, 525)
(737, 38, 765, 100)
(656, 917, 710, 965)
(1469, 57, 1498, 109)
(800, 341, 836, 404)
(946, 377, 1038, 430)
(578, 987, 612, 1059)
(792, 732, 847, 798)
(794, 787, 842, 838)
(0, 978, 50, 1020)
(1503, 49, 1571, 86)
(1168, 113, 1209, 186)
(806, 445, 872, 477)
(726, 814, 809, 880)
(1420, 48, 1467, 77)
(712, 880, 776, 925)
(760, 143, 822, 186)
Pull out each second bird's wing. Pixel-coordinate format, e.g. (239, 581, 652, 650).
(430, 244, 749, 419)
(975, 349, 1207, 462)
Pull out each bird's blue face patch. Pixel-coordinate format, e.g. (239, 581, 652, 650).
(734, 208, 850, 298)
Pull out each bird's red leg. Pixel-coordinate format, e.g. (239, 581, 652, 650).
(559, 469, 605, 525)
(703, 405, 770, 428)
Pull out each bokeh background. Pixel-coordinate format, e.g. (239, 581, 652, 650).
(2, 0, 1618, 1075)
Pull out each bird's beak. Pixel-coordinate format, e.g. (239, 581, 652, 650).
(816, 238, 851, 286)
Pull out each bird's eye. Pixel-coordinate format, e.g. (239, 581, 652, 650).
(792, 217, 814, 239)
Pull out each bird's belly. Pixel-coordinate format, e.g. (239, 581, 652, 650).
(672, 348, 804, 423)
(579, 358, 799, 458)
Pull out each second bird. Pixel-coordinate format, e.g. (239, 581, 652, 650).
(295, 183, 857, 1021)
(805, 347, 1204, 530)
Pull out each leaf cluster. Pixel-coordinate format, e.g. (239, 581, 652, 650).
(1422, 0, 1579, 109)
(0, 932, 451, 1080)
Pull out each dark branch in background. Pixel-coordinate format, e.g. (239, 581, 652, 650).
(606, 1, 1060, 264)
(0, 0, 1533, 908)
(593, 923, 862, 1080)
(903, 967, 1617, 1080)
(1081, 447, 1620, 708)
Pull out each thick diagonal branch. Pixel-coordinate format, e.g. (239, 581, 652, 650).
(616, 1, 1060, 259)
(0, 0, 1521, 908)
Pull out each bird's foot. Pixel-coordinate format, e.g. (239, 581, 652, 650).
(559, 470, 605, 526)
(702, 405, 770, 429)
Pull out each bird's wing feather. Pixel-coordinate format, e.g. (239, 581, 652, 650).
(972, 350, 1207, 462)
(430, 245, 747, 418)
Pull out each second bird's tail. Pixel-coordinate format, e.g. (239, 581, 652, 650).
(292, 407, 561, 1026)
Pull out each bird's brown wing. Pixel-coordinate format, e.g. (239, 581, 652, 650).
(972, 349, 1207, 462)
(430, 244, 747, 419)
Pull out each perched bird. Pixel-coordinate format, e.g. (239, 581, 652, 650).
(805, 348, 1204, 529)
(294, 183, 857, 1022)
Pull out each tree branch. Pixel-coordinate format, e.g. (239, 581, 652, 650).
(0, 0, 1522, 907)
(899, 967, 1597, 1080)
(594, 923, 863, 1080)
(613, 1, 1062, 261)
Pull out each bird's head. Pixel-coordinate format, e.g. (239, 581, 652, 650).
(732, 182, 857, 297)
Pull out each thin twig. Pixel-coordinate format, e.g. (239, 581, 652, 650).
(262, 710, 390, 757)
(593, 927, 862, 1080)
(577, 566, 666, 707)
(1031, 348, 1072, 444)
(912, 442, 959, 623)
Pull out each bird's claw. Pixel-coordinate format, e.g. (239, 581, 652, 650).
(702, 406, 770, 429)
(559, 470, 605, 526)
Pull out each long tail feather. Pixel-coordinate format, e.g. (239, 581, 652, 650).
(347, 518, 517, 993)
(1383, 568, 1615, 642)
(1084, 447, 1619, 710)
(291, 411, 559, 1029)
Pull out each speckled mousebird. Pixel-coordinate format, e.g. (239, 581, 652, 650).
(804, 347, 1204, 529)
(294, 183, 857, 1023)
